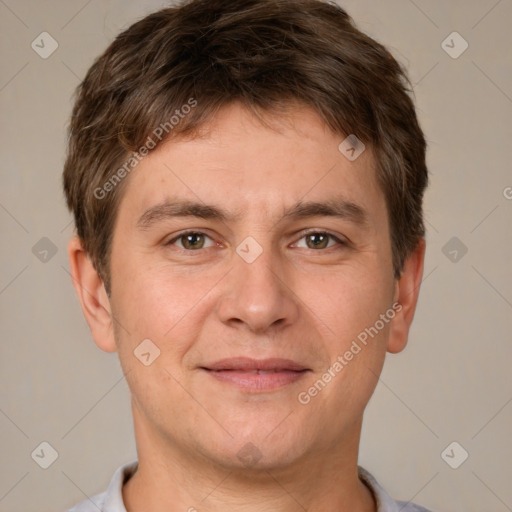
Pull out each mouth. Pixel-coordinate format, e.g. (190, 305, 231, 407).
(200, 357, 311, 392)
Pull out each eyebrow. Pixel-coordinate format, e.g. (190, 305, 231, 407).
(136, 197, 369, 229)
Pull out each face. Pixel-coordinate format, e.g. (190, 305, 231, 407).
(104, 103, 400, 470)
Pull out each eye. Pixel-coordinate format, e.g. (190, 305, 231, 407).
(167, 231, 215, 251)
(294, 231, 345, 250)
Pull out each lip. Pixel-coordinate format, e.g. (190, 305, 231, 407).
(203, 357, 309, 372)
(200, 357, 310, 392)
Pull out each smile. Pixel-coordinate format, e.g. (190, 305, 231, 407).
(200, 358, 311, 392)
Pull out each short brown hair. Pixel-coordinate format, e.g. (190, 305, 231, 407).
(63, 0, 428, 294)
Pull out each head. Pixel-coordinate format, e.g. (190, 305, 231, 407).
(64, 0, 427, 472)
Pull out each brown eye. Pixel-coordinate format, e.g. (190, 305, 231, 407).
(305, 233, 330, 249)
(168, 232, 214, 250)
(295, 232, 344, 250)
(181, 233, 205, 250)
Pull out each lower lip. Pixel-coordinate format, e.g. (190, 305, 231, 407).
(204, 369, 308, 392)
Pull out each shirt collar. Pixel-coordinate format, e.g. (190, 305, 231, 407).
(97, 461, 421, 512)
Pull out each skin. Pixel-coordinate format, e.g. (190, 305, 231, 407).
(68, 102, 425, 512)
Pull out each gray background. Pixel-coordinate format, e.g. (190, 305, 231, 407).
(1, 0, 511, 511)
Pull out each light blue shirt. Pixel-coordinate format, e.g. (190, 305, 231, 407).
(69, 462, 433, 511)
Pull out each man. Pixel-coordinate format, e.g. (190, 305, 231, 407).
(63, 0, 430, 510)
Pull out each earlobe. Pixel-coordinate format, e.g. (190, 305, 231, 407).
(67, 235, 117, 353)
(387, 238, 426, 354)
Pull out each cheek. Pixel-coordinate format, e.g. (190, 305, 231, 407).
(298, 262, 394, 349)
(293, 260, 394, 411)
(109, 267, 206, 421)
(109, 256, 222, 371)
(112, 250, 187, 328)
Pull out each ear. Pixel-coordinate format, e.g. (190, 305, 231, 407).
(67, 235, 117, 353)
(387, 238, 426, 354)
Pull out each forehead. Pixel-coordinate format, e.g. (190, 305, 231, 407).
(116, 102, 385, 227)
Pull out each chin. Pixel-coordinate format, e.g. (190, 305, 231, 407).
(200, 425, 313, 473)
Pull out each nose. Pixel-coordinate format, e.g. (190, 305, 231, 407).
(215, 246, 300, 334)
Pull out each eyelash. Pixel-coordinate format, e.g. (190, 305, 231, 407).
(166, 230, 347, 253)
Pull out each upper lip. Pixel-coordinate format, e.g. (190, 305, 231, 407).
(201, 357, 309, 372)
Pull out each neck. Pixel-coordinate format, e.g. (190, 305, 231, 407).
(123, 404, 375, 512)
